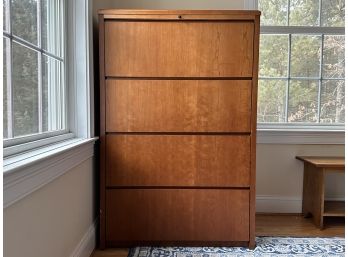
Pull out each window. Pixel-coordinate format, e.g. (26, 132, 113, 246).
(3, 0, 66, 145)
(257, 0, 345, 128)
(3, 0, 96, 208)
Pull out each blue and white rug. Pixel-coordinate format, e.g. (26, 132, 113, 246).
(128, 237, 345, 257)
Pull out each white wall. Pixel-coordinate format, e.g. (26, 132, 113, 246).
(4, 158, 96, 257)
(95, 0, 244, 10)
(256, 144, 344, 213)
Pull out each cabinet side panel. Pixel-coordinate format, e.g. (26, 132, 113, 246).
(98, 14, 106, 250)
(249, 16, 260, 249)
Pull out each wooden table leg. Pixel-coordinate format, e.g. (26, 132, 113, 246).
(302, 163, 324, 229)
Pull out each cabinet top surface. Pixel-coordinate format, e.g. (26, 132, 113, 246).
(98, 9, 261, 18)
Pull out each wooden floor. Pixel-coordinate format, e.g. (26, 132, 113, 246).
(255, 214, 344, 237)
(91, 214, 344, 257)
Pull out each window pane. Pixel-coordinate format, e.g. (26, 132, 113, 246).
(258, 80, 287, 122)
(290, 35, 321, 77)
(42, 55, 65, 132)
(42, 0, 63, 57)
(258, 0, 288, 26)
(321, 0, 345, 27)
(289, 0, 320, 26)
(3, 38, 9, 138)
(260, 34, 289, 77)
(3, 0, 9, 31)
(12, 42, 39, 137)
(320, 80, 345, 123)
(288, 80, 319, 122)
(11, 0, 38, 45)
(323, 35, 345, 78)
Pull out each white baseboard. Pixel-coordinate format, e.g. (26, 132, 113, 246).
(256, 195, 345, 213)
(70, 219, 97, 257)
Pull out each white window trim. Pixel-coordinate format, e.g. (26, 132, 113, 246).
(257, 129, 344, 144)
(3, 138, 96, 208)
(244, 0, 256, 9)
(3, 0, 96, 208)
(4, 132, 74, 156)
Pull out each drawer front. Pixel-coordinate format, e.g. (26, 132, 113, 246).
(106, 135, 250, 187)
(106, 189, 250, 243)
(105, 21, 254, 77)
(106, 79, 251, 132)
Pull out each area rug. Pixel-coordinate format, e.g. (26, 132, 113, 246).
(128, 237, 345, 257)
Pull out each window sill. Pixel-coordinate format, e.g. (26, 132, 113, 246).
(3, 137, 98, 208)
(257, 129, 344, 144)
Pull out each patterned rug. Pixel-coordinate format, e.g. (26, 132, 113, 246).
(128, 237, 345, 257)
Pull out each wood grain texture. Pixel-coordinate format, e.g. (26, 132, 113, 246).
(298, 156, 345, 229)
(92, 248, 129, 257)
(99, 9, 262, 16)
(106, 79, 251, 132)
(103, 14, 260, 21)
(105, 21, 254, 77)
(255, 214, 344, 237)
(106, 135, 250, 187)
(323, 201, 345, 217)
(302, 163, 325, 229)
(98, 14, 106, 249)
(106, 189, 250, 244)
(248, 15, 260, 249)
(296, 156, 344, 169)
(99, 10, 260, 248)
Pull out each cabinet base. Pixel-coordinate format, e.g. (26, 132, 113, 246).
(104, 240, 250, 248)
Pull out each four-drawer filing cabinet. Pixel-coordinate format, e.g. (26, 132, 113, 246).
(98, 9, 260, 249)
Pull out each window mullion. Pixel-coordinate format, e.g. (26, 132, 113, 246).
(287, 0, 290, 26)
(285, 34, 292, 122)
(6, 37, 13, 138)
(38, 52, 43, 132)
(319, 0, 323, 26)
(261, 26, 345, 35)
(317, 0, 323, 123)
(5, 0, 10, 32)
(317, 34, 324, 123)
(6, 0, 13, 138)
(37, 0, 43, 133)
(3, 32, 63, 61)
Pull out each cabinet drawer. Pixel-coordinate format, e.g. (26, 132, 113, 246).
(106, 135, 250, 187)
(105, 21, 254, 77)
(106, 189, 249, 244)
(106, 79, 251, 132)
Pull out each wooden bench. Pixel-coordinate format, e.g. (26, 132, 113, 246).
(296, 156, 345, 229)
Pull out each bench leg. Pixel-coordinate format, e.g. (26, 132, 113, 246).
(302, 163, 324, 229)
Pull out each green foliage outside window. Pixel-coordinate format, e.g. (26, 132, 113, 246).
(3, 0, 64, 139)
(258, 0, 345, 125)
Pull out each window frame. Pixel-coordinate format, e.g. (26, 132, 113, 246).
(3, 0, 96, 208)
(3, 0, 71, 157)
(255, 0, 345, 130)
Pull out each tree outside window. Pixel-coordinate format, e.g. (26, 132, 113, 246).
(258, 0, 345, 126)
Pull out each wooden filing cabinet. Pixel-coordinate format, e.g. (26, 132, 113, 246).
(99, 9, 260, 249)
